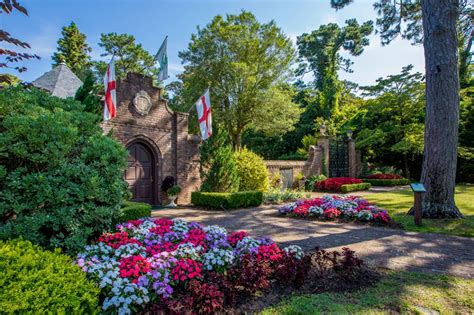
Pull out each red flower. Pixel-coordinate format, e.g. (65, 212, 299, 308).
(184, 228, 208, 248)
(256, 244, 283, 262)
(316, 177, 363, 192)
(98, 232, 141, 249)
(146, 241, 178, 255)
(227, 231, 248, 247)
(294, 205, 309, 216)
(119, 255, 151, 283)
(171, 258, 203, 282)
(323, 208, 341, 219)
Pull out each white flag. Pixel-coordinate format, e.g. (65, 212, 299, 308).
(103, 56, 117, 121)
(196, 89, 212, 140)
(156, 36, 168, 82)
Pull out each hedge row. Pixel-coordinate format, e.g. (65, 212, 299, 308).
(0, 239, 99, 313)
(340, 183, 372, 193)
(117, 201, 152, 223)
(362, 178, 410, 186)
(191, 191, 263, 209)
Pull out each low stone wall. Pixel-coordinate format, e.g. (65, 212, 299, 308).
(264, 160, 307, 188)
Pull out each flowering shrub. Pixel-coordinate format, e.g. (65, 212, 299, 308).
(77, 218, 304, 314)
(278, 195, 392, 225)
(315, 177, 363, 192)
(365, 173, 403, 179)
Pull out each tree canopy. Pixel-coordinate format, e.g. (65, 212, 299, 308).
(93, 33, 159, 80)
(176, 11, 300, 148)
(52, 21, 92, 78)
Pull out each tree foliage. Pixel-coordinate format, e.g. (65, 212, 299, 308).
(52, 21, 92, 78)
(0, 0, 39, 84)
(354, 65, 425, 178)
(235, 148, 269, 192)
(74, 71, 102, 116)
(297, 19, 373, 117)
(0, 87, 128, 254)
(93, 33, 159, 80)
(176, 11, 300, 148)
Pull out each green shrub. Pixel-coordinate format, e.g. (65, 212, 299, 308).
(191, 191, 263, 209)
(167, 185, 182, 196)
(305, 174, 327, 191)
(264, 188, 305, 204)
(362, 178, 410, 186)
(200, 129, 240, 192)
(235, 148, 269, 192)
(340, 183, 371, 193)
(0, 87, 128, 254)
(0, 239, 100, 313)
(117, 201, 152, 223)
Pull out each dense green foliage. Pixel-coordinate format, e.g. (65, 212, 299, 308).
(175, 11, 300, 148)
(264, 188, 306, 204)
(118, 201, 152, 223)
(52, 21, 92, 78)
(200, 129, 240, 193)
(191, 191, 263, 209)
(355, 65, 425, 178)
(0, 239, 100, 313)
(340, 183, 371, 193)
(0, 87, 128, 254)
(75, 71, 102, 115)
(362, 178, 410, 186)
(93, 33, 159, 80)
(235, 148, 269, 192)
(297, 19, 372, 120)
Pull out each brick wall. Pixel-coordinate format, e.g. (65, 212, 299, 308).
(102, 73, 201, 205)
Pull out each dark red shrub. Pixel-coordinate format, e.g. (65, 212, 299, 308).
(365, 173, 403, 179)
(315, 177, 363, 192)
(228, 254, 272, 295)
(187, 280, 225, 314)
(274, 253, 311, 287)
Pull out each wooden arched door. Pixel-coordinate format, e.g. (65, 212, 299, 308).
(125, 142, 155, 204)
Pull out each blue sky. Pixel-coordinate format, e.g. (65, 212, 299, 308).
(3, 0, 425, 86)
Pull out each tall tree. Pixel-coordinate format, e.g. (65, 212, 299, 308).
(297, 19, 373, 118)
(177, 11, 300, 148)
(0, 0, 39, 84)
(93, 33, 158, 81)
(52, 22, 92, 77)
(331, 0, 464, 217)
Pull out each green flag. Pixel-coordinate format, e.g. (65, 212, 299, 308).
(156, 36, 168, 82)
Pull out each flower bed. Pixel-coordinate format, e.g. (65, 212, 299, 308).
(76, 218, 306, 314)
(315, 177, 363, 192)
(278, 195, 392, 224)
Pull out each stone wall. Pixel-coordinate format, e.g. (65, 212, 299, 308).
(102, 73, 201, 205)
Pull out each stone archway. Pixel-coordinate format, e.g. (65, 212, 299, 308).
(124, 139, 161, 205)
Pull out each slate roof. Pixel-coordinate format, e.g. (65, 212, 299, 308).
(32, 63, 83, 98)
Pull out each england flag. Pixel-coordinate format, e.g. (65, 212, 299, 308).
(103, 56, 117, 121)
(196, 89, 212, 140)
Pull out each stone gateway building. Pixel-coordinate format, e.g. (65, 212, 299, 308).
(102, 73, 201, 205)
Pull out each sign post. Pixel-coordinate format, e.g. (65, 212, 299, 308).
(410, 183, 426, 226)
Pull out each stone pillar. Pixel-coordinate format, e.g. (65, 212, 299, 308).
(348, 139, 357, 178)
(317, 136, 330, 177)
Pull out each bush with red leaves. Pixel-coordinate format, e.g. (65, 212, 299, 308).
(274, 252, 311, 287)
(228, 254, 272, 295)
(365, 173, 403, 179)
(315, 177, 363, 192)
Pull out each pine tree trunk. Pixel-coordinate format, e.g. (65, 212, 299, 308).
(412, 0, 463, 218)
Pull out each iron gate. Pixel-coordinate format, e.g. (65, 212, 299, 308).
(329, 138, 349, 177)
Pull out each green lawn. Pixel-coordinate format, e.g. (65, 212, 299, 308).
(262, 271, 474, 314)
(359, 185, 474, 237)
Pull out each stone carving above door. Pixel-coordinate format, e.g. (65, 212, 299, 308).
(133, 90, 152, 115)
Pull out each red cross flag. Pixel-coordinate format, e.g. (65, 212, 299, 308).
(103, 56, 117, 121)
(196, 89, 212, 140)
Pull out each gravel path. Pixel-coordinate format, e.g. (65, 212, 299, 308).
(152, 205, 474, 278)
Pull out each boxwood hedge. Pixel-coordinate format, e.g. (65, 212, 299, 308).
(362, 178, 410, 186)
(117, 201, 152, 223)
(191, 191, 263, 209)
(340, 183, 372, 193)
